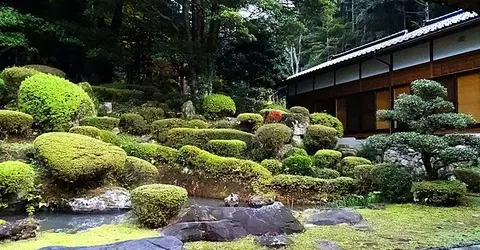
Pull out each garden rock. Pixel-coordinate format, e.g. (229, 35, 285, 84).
(224, 193, 239, 207)
(39, 236, 184, 250)
(305, 208, 369, 228)
(315, 240, 343, 250)
(181, 100, 196, 118)
(0, 218, 39, 241)
(248, 194, 275, 208)
(67, 187, 131, 213)
(255, 233, 292, 248)
(101, 102, 113, 114)
(384, 147, 425, 177)
(161, 202, 304, 242)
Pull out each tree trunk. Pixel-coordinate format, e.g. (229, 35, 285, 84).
(422, 153, 438, 180)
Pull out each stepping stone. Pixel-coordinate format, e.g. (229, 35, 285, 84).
(315, 240, 343, 250)
(39, 236, 184, 250)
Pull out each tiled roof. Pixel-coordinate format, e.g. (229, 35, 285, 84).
(287, 10, 479, 80)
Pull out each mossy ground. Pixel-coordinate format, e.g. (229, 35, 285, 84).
(3, 202, 480, 250)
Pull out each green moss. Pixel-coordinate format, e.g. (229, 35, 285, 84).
(23, 64, 65, 78)
(18, 73, 95, 131)
(0, 219, 6, 225)
(119, 113, 148, 135)
(339, 156, 372, 178)
(121, 142, 178, 165)
(313, 149, 342, 169)
(237, 113, 264, 132)
(116, 156, 159, 189)
(0, 161, 35, 204)
(207, 139, 247, 158)
(260, 159, 283, 175)
(69, 126, 101, 138)
(203, 94, 236, 119)
(166, 128, 254, 149)
(412, 180, 467, 206)
(309, 112, 344, 137)
(131, 184, 188, 228)
(34, 132, 127, 184)
(0, 110, 33, 136)
(79, 116, 120, 130)
(304, 125, 338, 154)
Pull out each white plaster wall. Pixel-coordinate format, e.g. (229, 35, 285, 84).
(297, 78, 313, 94)
(314, 72, 335, 89)
(336, 64, 360, 84)
(434, 25, 480, 60)
(362, 54, 390, 78)
(393, 42, 430, 70)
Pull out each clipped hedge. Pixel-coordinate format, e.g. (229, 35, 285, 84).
(260, 159, 283, 175)
(207, 139, 247, 158)
(454, 167, 480, 192)
(116, 156, 159, 188)
(0, 161, 35, 205)
(18, 73, 95, 131)
(304, 125, 338, 154)
(282, 155, 314, 176)
(121, 141, 178, 165)
(0, 110, 33, 136)
(237, 113, 264, 132)
(119, 113, 148, 135)
(23, 64, 66, 78)
(0, 67, 38, 103)
(203, 94, 236, 119)
(310, 112, 344, 137)
(372, 163, 413, 202)
(150, 118, 209, 143)
(284, 147, 308, 158)
(290, 106, 310, 117)
(269, 174, 354, 202)
(412, 180, 466, 206)
(339, 156, 372, 178)
(255, 123, 292, 157)
(313, 150, 342, 169)
(34, 132, 127, 184)
(92, 86, 145, 103)
(131, 184, 188, 228)
(79, 116, 120, 130)
(69, 126, 101, 138)
(166, 128, 254, 149)
(353, 164, 375, 194)
(78, 82, 94, 97)
(315, 168, 340, 179)
(136, 107, 165, 123)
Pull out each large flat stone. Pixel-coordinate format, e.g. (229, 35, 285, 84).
(39, 236, 184, 250)
(305, 208, 368, 227)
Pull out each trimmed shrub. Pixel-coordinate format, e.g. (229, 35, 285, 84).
(151, 118, 189, 142)
(284, 147, 308, 158)
(18, 73, 95, 131)
(99, 130, 122, 146)
(310, 113, 344, 137)
(454, 167, 480, 192)
(69, 126, 101, 138)
(23, 64, 66, 78)
(119, 113, 148, 135)
(177, 145, 272, 185)
(353, 164, 375, 194)
(209, 119, 238, 129)
(255, 124, 292, 157)
(372, 163, 413, 202)
(92, 86, 145, 103)
(131, 184, 188, 228)
(313, 150, 342, 169)
(121, 142, 178, 165)
(137, 107, 165, 123)
(290, 106, 310, 117)
(315, 168, 340, 179)
(304, 125, 338, 154)
(339, 156, 372, 177)
(116, 156, 159, 188)
(0, 110, 33, 136)
(166, 128, 255, 149)
(282, 155, 314, 176)
(0, 78, 5, 105)
(260, 159, 283, 175)
(78, 82, 94, 97)
(0, 161, 35, 205)
(0, 142, 34, 162)
(0, 67, 38, 103)
(412, 180, 467, 206)
(237, 113, 264, 132)
(188, 114, 206, 121)
(34, 132, 127, 184)
(207, 139, 247, 158)
(188, 119, 209, 129)
(79, 116, 120, 130)
(203, 94, 236, 119)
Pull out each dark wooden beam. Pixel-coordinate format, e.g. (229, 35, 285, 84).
(429, 0, 480, 11)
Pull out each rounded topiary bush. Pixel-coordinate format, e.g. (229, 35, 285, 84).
(18, 73, 95, 131)
(237, 113, 264, 132)
(116, 156, 159, 189)
(151, 118, 189, 142)
(0, 67, 38, 103)
(454, 167, 480, 192)
(119, 113, 148, 135)
(260, 159, 283, 175)
(122, 142, 178, 165)
(203, 94, 236, 119)
(23, 64, 66, 78)
(412, 180, 466, 206)
(69, 126, 101, 138)
(255, 124, 292, 157)
(313, 149, 342, 169)
(207, 139, 247, 158)
(315, 168, 340, 179)
(188, 119, 209, 129)
(290, 106, 310, 117)
(78, 82, 94, 96)
(310, 113, 344, 137)
(284, 147, 308, 158)
(304, 125, 338, 154)
(131, 184, 188, 228)
(339, 156, 372, 177)
(372, 163, 413, 202)
(0, 110, 33, 137)
(282, 155, 314, 176)
(0, 161, 35, 204)
(34, 132, 127, 184)
(136, 107, 165, 123)
(80, 117, 120, 131)
(353, 164, 375, 194)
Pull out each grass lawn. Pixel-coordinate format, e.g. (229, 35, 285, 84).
(3, 203, 480, 250)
